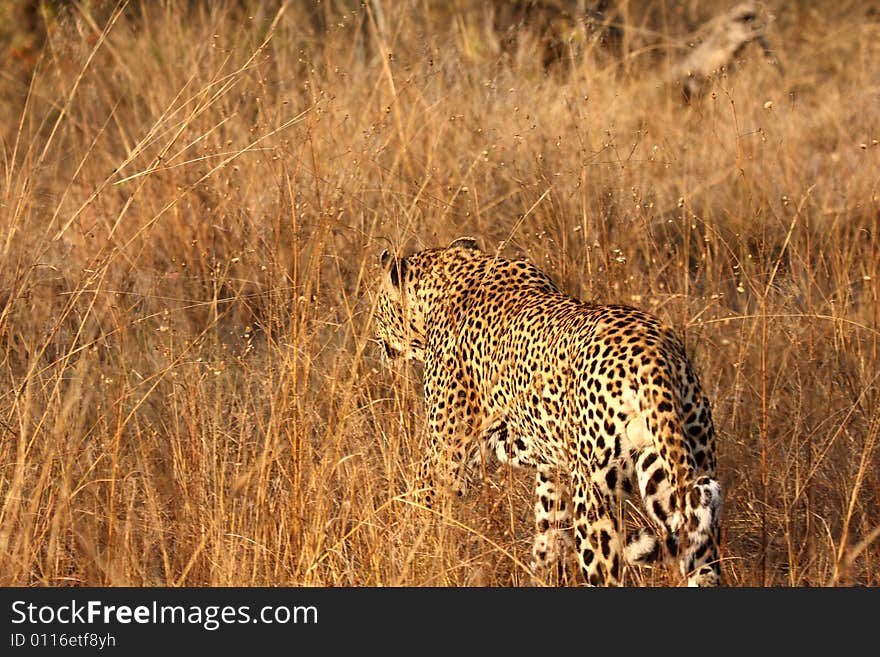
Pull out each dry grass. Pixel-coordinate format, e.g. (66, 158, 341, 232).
(0, 0, 878, 587)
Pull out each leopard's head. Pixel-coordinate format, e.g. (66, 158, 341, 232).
(374, 237, 482, 363)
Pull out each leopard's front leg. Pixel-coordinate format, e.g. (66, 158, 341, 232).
(414, 359, 479, 508)
(413, 435, 472, 509)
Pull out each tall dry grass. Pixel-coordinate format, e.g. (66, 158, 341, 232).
(0, 0, 878, 586)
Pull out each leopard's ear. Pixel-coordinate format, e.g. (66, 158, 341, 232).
(449, 237, 480, 251)
(380, 250, 407, 288)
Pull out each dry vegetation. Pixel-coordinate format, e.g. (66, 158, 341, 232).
(0, 0, 878, 587)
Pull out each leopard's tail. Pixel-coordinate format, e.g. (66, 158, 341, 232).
(627, 354, 723, 585)
(624, 527, 663, 564)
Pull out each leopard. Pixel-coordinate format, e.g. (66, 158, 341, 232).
(374, 237, 722, 586)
